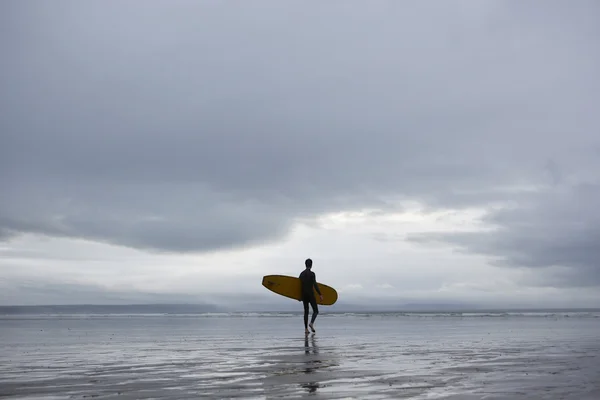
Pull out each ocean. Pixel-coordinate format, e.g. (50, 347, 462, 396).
(1, 309, 599, 399)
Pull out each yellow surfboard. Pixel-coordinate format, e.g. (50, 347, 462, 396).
(262, 275, 338, 305)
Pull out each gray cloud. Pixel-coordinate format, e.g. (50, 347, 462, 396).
(408, 182, 600, 287)
(0, 182, 295, 252)
(2, 0, 599, 288)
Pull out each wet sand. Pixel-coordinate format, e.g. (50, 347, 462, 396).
(1, 312, 599, 399)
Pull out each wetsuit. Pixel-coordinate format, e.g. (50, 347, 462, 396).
(299, 268, 321, 328)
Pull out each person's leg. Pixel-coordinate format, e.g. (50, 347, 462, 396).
(309, 296, 319, 331)
(302, 299, 309, 333)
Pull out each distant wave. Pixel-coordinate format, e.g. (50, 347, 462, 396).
(1, 310, 599, 319)
(324, 311, 600, 319)
(0, 311, 301, 320)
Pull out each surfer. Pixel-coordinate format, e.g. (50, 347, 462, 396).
(299, 258, 323, 334)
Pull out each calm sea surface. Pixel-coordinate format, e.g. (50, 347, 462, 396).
(1, 311, 599, 399)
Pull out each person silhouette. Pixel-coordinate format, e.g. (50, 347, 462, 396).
(299, 258, 323, 334)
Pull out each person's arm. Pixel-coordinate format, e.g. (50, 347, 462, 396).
(313, 273, 322, 296)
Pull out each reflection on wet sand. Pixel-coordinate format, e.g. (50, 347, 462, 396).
(302, 334, 320, 393)
(257, 333, 339, 397)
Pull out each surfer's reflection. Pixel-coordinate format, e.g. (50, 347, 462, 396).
(301, 334, 320, 393)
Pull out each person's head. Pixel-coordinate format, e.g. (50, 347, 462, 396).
(305, 258, 313, 269)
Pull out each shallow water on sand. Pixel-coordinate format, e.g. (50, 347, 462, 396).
(1, 312, 599, 399)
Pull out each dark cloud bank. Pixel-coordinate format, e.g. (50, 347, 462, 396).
(1, 2, 599, 288)
(409, 183, 600, 287)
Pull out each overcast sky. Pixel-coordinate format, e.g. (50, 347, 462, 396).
(1, 1, 599, 309)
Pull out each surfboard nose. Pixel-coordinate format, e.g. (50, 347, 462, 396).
(262, 276, 275, 286)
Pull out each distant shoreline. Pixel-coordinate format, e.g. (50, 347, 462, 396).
(1, 304, 599, 315)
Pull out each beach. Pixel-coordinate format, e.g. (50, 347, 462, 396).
(1, 311, 599, 399)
